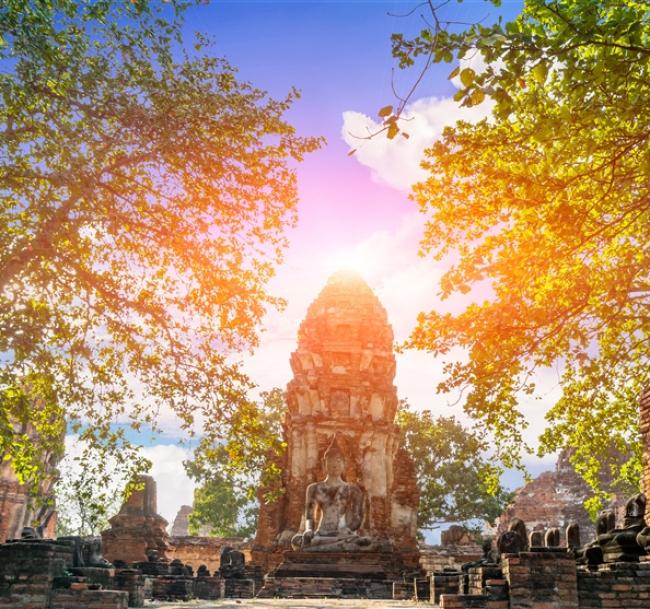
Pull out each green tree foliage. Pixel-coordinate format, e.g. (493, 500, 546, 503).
(397, 405, 512, 530)
(186, 445, 258, 538)
(391, 0, 649, 507)
(55, 443, 128, 537)
(0, 1, 321, 497)
(185, 388, 286, 536)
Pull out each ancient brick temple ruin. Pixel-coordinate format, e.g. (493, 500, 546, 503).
(2, 269, 650, 608)
(427, 384, 650, 609)
(252, 271, 420, 585)
(102, 475, 170, 564)
(494, 449, 627, 542)
(0, 421, 60, 542)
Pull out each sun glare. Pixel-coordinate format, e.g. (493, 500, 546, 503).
(323, 248, 373, 277)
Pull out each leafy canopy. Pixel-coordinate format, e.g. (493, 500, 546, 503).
(397, 405, 512, 530)
(392, 0, 649, 507)
(0, 1, 322, 495)
(185, 388, 287, 537)
(55, 442, 126, 537)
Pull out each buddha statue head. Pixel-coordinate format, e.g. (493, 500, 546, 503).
(323, 434, 345, 477)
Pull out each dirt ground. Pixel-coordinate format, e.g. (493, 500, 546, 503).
(147, 599, 429, 609)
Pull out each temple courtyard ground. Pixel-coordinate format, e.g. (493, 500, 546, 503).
(149, 600, 426, 609)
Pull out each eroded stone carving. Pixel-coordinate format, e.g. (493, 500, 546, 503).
(545, 527, 560, 548)
(59, 536, 112, 568)
(529, 530, 544, 548)
(290, 435, 385, 552)
(219, 546, 246, 578)
(566, 522, 581, 551)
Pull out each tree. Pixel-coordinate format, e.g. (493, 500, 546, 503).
(55, 442, 127, 537)
(397, 405, 512, 531)
(0, 1, 322, 498)
(390, 0, 649, 507)
(186, 446, 258, 538)
(185, 388, 286, 536)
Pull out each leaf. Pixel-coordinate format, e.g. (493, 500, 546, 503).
(468, 89, 485, 106)
(531, 61, 548, 84)
(387, 123, 399, 139)
(347, 148, 357, 156)
(448, 66, 460, 80)
(378, 105, 393, 118)
(460, 67, 476, 87)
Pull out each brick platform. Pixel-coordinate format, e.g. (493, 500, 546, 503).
(431, 570, 461, 603)
(272, 550, 407, 580)
(257, 576, 393, 599)
(503, 550, 578, 609)
(578, 561, 650, 608)
(0, 540, 127, 609)
(50, 589, 128, 609)
(440, 593, 489, 608)
(224, 578, 256, 598)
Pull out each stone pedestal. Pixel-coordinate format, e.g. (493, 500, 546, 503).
(431, 571, 461, 604)
(102, 475, 170, 564)
(224, 577, 256, 598)
(70, 566, 115, 589)
(253, 272, 419, 578)
(114, 569, 145, 607)
(194, 576, 224, 600)
(151, 575, 194, 601)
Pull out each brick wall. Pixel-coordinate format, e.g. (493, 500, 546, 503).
(502, 551, 578, 609)
(578, 561, 650, 608)
(168, 536, 252, 575)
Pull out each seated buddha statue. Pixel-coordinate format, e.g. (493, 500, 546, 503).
(291, 435, 386, 553)
(599, 493, 646, 562)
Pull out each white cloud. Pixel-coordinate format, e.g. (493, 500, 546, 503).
(342, 95, 493, 192)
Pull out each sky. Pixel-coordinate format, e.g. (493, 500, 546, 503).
(62, 0, 566, 536)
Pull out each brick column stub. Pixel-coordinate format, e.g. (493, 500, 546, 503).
(640, 385, 650, 510)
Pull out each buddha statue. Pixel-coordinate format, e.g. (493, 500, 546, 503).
(599, 493, 647, 562)
(576, 510, 612, 565)
(291, 435, 386, 552)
